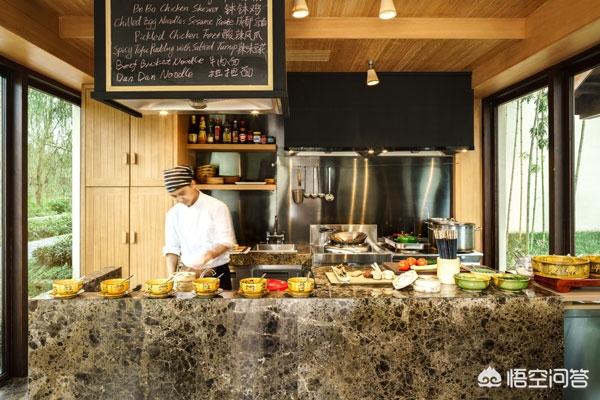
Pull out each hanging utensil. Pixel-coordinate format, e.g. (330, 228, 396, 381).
(310, 166, 318, 198)
(292, 165, 304, 204)
(317, 166, 325, 198)
(325, 167, 335, 202)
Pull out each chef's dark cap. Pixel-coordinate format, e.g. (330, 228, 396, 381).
(163, 165, 194, 192)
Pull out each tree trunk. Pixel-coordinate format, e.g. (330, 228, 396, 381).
(518, 98, 524, 236)
(531, 144, 540, 251)
(525, 92, 542, 253)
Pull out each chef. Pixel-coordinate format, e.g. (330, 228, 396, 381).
(162, 165, 236, 290)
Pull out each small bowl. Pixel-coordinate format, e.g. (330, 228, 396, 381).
(193, 277, 220, 294)
(287, 277, 315, 294)
(454, 273, 491, 291)
(239, 278, 267, 295)
(582, 255, 600, 278)
(492, 273, 530, 291)
(468, 266, 499, 279)
(144, 278, 174, 295)
(53, 279, 83, 296)
(100, 279, 129, 295)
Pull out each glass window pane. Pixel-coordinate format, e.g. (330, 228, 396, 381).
(574, 66, 600, 255)
(0, 76, 5, 374)
(27, 88, 80, 297)
(497, 88, 550, 270)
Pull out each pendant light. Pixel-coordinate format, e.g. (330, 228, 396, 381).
(379, 0, 397, 20)
(291, 0, 309, 19)
(366, 60, 380, 86)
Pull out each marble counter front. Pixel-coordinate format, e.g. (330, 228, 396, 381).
(29, 272, 563, 400)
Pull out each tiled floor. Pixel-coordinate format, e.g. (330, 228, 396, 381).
(0, 378, 27, 399)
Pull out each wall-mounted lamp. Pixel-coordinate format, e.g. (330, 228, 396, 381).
(366, 60, 380, 86)
(292, 0, 309, 18)
(159, 110, 169, 116)
(250, 110, 260, 115)
(379, 0, 397, 20)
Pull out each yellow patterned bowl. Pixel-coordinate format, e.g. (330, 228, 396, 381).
(287, 277, 315, 294)
(582, 256, 600, 278)
(193, 277, 220, 294)
(532, 255, 590, 279)
(100, 278, 130, 295)
(52, 279, 83, 296)
(144, 278, 174, 295)
(239, 278, 267, 295)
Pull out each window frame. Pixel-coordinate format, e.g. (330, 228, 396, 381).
(483, 43, 600, 268)
(0, 54, 81, 382)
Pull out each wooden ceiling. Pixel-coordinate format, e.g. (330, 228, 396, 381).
(27, 0, 551, 74)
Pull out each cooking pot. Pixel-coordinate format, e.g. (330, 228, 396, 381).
(426, 219, 479, 253)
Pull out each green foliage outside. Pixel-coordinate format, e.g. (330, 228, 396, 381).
(28, 260, 72, 298)
(28, 213, 72, 241)
(32, 234, 72, 267)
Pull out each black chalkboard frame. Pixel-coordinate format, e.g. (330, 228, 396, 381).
(93, 0, 287, 109)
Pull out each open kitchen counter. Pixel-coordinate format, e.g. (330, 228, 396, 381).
(29, 273, 563, 400)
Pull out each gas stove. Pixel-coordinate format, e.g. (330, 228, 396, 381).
(310, 224, 392, 265)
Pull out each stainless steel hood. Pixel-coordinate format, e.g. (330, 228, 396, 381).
(111, 98, 284, 115)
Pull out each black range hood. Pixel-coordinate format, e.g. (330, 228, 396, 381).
(92, 0, 287, 117)
(285, 72, 474, 152)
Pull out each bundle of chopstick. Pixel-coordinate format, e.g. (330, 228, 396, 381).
(434, 229, 458, 260)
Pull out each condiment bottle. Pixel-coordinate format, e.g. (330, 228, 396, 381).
(198, 115, 207, 144)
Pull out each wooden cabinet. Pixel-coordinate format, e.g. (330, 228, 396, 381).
(83, 86, 130, 187)
(131, 114, 177, 186)
(129, 187, 174, 286)
(83, 187, 130, 277)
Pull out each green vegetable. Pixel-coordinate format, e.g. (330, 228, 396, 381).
(398, 235, 417, 243)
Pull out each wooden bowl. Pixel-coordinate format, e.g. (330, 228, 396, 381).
(206, 177, 225, 184)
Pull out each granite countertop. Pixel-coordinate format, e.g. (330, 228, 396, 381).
(229, 244, 312, 267)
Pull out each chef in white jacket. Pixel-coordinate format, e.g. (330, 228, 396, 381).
(162, 165, 236, 289)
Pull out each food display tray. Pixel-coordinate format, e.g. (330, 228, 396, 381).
(325, 272, 393, 285)
(534, 274, 600, 293)
(384, 237, 426, 251)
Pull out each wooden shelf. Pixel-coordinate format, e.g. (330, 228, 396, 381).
(197, 184, 276, 191)
(187, 144, 276, 152)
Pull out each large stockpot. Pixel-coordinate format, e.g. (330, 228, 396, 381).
(426, 219, 479, 252)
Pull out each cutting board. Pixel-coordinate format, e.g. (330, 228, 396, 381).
(534, 274, 600, 293)
(325, 272, 394, 285)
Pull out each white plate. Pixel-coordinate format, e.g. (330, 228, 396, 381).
(393, 270, 419, 290)
(234, 182, 267, 185)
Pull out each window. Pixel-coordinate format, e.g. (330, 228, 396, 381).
(497, 87, 550, 270)
(573, 65, 600, 255)
(27, 88, 80, 297)
(0, 74, 5, 376)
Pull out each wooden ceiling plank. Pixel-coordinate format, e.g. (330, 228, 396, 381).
(472, 0, 600, 96)
(0, 0, 92, 76)
(59, 16, 525, 40)
(59, 16, 93, 39)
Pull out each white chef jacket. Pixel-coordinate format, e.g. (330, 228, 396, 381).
(162, 191, 236, 268)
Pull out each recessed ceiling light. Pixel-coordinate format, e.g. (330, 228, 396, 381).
(381, 149, 388, 153)
(159, 110, 169, 116)
(368, 149, 375, 154)
(291, 0, 309, 18)
(250, 110, 260, 115)
(379, 0, 397, 20)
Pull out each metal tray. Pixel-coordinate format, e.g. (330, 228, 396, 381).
(384, 237, 426, 251)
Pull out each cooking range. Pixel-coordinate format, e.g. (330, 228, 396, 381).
(310, 224, 482, 266)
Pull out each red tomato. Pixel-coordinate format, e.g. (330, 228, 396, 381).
(406, 257, 417, 266)
(398, 260, 410, 271)
(416, 258, 428, 266)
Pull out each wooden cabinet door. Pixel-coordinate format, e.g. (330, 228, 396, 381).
(83, 86, 130, 186)
(129, 187, 174, 286)
(83, 187, 130, 277)
(130, 115, 176, 186)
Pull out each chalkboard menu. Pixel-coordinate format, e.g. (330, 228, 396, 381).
(104, 0, 273, 91)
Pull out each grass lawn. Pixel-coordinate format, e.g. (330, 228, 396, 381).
(28, 259, 72, 298)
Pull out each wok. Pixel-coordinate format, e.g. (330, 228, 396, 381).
(328, 231, 367, 245)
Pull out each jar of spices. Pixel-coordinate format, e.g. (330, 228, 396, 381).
(253, 131, 262, 144)
(261, 133, 267, 144)
(267, 136, 276, 144)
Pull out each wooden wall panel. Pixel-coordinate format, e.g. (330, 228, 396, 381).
(129, 187, 174, 286)
(83, 87, 130, 186)
(83, 187, 129, 277)
(454, 98, 483, 251)
(130, 114, 176, 186)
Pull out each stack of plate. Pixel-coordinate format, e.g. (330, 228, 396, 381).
(196, 164, 217, 183)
